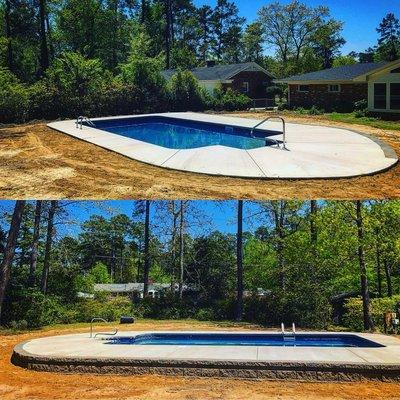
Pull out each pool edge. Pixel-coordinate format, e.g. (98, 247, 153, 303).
(11, 341, 400, 382)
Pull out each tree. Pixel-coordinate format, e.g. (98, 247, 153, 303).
(29, 200, 42, 287)
(178, 200, 186, 299)
(377, 13, 400, 61)
(210, 0, 245, 62)
(0, 200, 25, 320)
(235, 200, 243, 322)
(197, 5, 213, 62)
(38, 0, 49, 74)
(258, 1, 339, 75)
(332, 55, 357, 67)
(242, 22, 264, 63)
(355, 201, 373, 331)
(311, 20, 345, 69)
(143, 200, 151, 297)
(41, 200, 57, 294)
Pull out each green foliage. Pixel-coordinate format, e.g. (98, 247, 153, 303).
(7, 289, 72, 328)
(0, 68, 28, 123)
(167, 70, 208, 111)
(74, 297, 137, 322)
(332, 55, 357, 67)
(343, 296, 400, 331)
(212, 87, 251, 111)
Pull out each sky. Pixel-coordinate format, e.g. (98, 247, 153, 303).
(0, 200, 262, 239)
(193, 0, 399, 55)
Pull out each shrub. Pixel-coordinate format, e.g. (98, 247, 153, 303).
(212, 87, 252, 111)
(343, 295, 400, 331)
(354, 99, 368, 111)
(167, 70, 208, 111)
(0, 68, 29, 123)
(307, 105, 324, 115)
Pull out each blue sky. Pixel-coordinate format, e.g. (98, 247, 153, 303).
(193, 0, 398, 55)
(0, 201, 260, 239)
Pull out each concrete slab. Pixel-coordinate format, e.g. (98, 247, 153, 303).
(47, 113, 398, 179)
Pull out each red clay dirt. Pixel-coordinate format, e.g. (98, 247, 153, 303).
(1, 321, 400, 400)
(0, 114, 399, 200)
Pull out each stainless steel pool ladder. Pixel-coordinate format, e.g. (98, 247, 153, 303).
(250, 116, 287, 150)
(76, 116, 96, 130)
(90, 317, 119, 338)
(281, 322, 296, 341)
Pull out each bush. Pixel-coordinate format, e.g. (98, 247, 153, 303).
(0, 68, 29, 123)
(307, 105, 324, 115)
(212, 87, 252, 111)
(167, 70, 208, 111)
(343, 295, 400, 331)
(353, 99, 369, 118)
(74, 296, 138, 322)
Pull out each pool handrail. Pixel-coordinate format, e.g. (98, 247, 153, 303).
(90, 317, 118, 338)
(251, 116, 287, 150)
(76, 116, 96, 130)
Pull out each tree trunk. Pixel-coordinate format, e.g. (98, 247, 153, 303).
(4, 0, 13, 71)
(29, 200, 42, 287)
(141, 0, 147, 23)
(375, 228, 382, 297)
(40, 201, 57, 294)
(355, 201, 373, 331)
(178, 201, 184, 299)
(165, 0, 172, 69)
(384, 258, 393, 297)
(273, 201, 285, 290)
(170, 201, 178, 291)
(38, 0, 49, 74)
(0, 201, 25, 321)
(143, 200, 151, 297)
(235, 200, 244, 322)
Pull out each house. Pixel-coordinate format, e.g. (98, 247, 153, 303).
(162, 61, 275, 105)
(93, 283, 189, 299)
(276, 60, 400, 115)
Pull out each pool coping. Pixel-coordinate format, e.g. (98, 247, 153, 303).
(11, 331, 400, 382)
(47, 113, 398, 180)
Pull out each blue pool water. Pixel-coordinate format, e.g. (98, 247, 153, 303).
(106, 333, 383, 348)
(88, 116, 275, 150)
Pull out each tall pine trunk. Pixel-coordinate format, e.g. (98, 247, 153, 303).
(5, 0, 13, 71)
(355, 201, 373, 331)
(143, 200, 150, 297)
(38, 0, 49, 74)
(170, 201, 178, 291)
(164, 0, 172, 69)
(29, 201, 42, 287)
(384, 258, 393, 297)
(273, 201, 285, 290)
(178, 201, 184, 299)
(0, 201, 25, 321)
(375, 228, 382, 297)
(235, 200, 244, 322)
(40, 201, 57, 294)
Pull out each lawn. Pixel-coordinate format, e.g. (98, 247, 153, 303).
(1, 320, 400, 400)
(326, 112, 400, 131)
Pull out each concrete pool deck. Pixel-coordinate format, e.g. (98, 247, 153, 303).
(47, 113, 398, 179)
(12, 331, 400, 382)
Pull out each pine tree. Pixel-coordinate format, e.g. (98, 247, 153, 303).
(377, 13, 400, 61)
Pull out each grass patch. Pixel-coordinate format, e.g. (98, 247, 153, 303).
(326, 112, 400, 131)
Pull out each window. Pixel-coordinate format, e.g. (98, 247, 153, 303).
(328, 84, 340, 92)
(241, 82, 249, 93)
(298, 84, 309, 92)
(390, 67, 400, 73)
(374, 83, 387, 109)
(390, 83, 400, 110)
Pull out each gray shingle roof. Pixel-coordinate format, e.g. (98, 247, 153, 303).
(162, 62, 272, 81)
(277, 62, 388, 83)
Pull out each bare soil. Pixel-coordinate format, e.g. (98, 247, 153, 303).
(1, 320, 399, 400)
(0, 113, 399, 200)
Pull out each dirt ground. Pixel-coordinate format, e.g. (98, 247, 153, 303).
(1, 320, 400, 400)
(0, 113, 399, 200)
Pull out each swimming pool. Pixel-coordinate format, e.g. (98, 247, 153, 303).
(106, 333, 383, 348)
(48, 113, 398, 179)
(86, 116, 272, 150)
